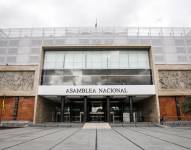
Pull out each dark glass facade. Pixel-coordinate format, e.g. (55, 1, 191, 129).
(42, 69, 152, 85)
(41, 49, 152, 86)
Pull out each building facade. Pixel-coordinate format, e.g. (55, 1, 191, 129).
(0, 27, 191, 123)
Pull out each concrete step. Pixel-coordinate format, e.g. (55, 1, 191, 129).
(83, 123, 111, 129)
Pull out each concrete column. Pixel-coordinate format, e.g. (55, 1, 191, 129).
(129, 96, 134, 122)
(84, 96, 87, 122)
(121, 100, 124, 122)
(69, 100, 72, 122)
(60, 96, 65, 122)
(107, 96, 110, 122)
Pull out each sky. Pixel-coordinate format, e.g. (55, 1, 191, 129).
(0, 0, 191, 28)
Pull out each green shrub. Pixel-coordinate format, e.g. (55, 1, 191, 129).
(182, 97, 191, 113)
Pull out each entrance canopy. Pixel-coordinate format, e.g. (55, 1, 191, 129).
(38, 85, 156, 96)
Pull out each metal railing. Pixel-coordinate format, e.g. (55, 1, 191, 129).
(1, 27, 191, 38)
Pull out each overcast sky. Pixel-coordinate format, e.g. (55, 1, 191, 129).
(0, 0, 191, 28)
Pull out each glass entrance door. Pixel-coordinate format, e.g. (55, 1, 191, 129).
(88, 102, 105, 122)
(110, 102, 123, 123)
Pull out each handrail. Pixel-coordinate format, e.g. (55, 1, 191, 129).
(0, 27, 191, 38)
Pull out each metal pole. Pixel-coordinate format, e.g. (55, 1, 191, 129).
(129, 96, 134, 122)
(84, 96, 87, 122)
(60, 96, 65, 122)
(69, 100, 72, 122)
(107, 96, 110, 122)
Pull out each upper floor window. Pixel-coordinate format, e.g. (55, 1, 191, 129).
(43, 49, 150, 69)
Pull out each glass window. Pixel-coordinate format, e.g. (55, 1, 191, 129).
(108, 51, 119, 69)
(56, 53, 65, 69)
(86, 51, 107, 69)
(137, 52, 150, 68)
(44, 51, 58, 69)
(129, 52, 138, 68)
(43, 50, 150, 69)
(119, 51, 129, 69)
(42, 49, 151, 86)
(74, 52, 85, 69)
(64, 53, 73, 69)
(65, 51, 85, 69)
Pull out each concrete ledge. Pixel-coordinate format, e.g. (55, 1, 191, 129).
(0, 120, 32, 128)
(163, 121, 191, 127)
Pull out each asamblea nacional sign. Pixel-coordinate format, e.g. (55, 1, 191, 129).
(38, 85, 156, 96)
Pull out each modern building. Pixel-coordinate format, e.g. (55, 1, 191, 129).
(0, 27, 191, 124)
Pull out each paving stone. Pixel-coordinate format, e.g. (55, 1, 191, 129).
(0, 126, 191, 150)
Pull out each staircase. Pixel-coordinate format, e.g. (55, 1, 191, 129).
(83, 123, 111, 129)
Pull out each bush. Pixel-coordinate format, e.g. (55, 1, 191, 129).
(182, 97, 191, 113)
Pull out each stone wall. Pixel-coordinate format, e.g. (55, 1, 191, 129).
(0, 65, 39, 96)
(0, 71, 34, 91)
(159, 70, 191, 89)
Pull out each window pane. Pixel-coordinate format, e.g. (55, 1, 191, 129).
(86, 51, 107, 69)
(119, 51, 129, 69)
(65, 52, 85, 69)
(108, 51, 119, 69)
(138, 52, 150, 68)
(129, 52, 138, 68)
(44, 50, 150, 69)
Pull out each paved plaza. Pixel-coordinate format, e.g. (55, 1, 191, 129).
(0, 124, 191, 150)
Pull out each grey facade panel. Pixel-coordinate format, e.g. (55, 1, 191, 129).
(0, 27, 191, 65)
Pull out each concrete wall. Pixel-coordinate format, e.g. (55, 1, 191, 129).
(35, 96, 58, 123)
(155, 64, 191, 121)
(0, 65, 39, 96)
(0, 65, 38, 122)
(136, 96, 159, 122)
(155, 64, 191, 96)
